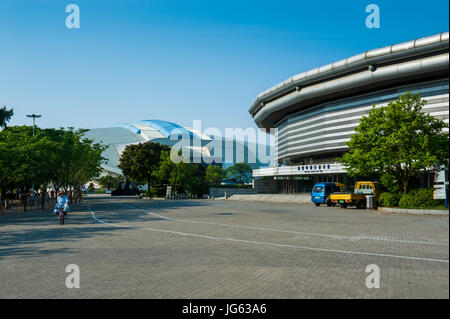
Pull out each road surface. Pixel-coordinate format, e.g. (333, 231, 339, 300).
(0, 195, 448, 298)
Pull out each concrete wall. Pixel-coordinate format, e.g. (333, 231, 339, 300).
(209, 187, 256, 197)
(229, 193, 311, 204)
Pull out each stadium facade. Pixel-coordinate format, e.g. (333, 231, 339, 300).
(249, 31, 449, 194)
(84, 119, 270, 179)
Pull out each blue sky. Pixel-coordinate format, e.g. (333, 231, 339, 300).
(1, 0, 448, 132)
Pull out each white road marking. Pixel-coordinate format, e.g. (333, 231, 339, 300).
(88, 207, 449, 264)
(120, 204, 449, 246)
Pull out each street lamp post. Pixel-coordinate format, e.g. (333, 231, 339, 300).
(26, 114, 42, 205)
(26, 114, 41, 137)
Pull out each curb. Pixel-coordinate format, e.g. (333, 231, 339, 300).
(224, 194, 311, 204)
(378, 207, 449, 215)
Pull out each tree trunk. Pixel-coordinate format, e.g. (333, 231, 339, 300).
(403, 179, 408, 194)
(41, 184, 47, 210)
(0, 188, 4, 212)
(21, 192, 27, 212)
(77, 186, 83, 202)
(147, 176, 152, 196)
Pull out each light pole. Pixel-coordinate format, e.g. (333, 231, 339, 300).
(26, 114, 41, 137)
(26, 114, 42, 205)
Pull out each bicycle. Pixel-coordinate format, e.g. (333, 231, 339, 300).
(57, 207, 65, 225)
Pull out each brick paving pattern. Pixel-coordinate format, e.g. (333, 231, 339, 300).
(0, 196, 448, 298)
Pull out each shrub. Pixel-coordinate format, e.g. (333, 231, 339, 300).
(380, 174, 401, 193)
(398, 188, 442, 208)
(186, 177, 209, 197)
(379, 192, 401, 207)
(98, 175, 123, 190)
(205, 165, 226, 184)
(88, 183, 95, 193)
(146, 187, 166, 198)
(95, 189, 105, 194)
(155, 187, 166, 197)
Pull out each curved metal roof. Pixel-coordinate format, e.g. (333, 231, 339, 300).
(137, 119, 192, 138)
(84, 119, 234, 175)
(112, 123, 141, 134)
(249, 31, 449, 129)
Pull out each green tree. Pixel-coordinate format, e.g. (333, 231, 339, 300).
(98, 175, 124, 190)
(0, 126, 105, 208)
(119, 142, 170, 188)
(0, 106, 13, 129)
(339, 93, 449, 194)
(169, 162, 197, 188)
(168, 162, 208, 197)
(50, 128, 106, 196)
(205, 165, 226, 184)
(0, 126, 35, 195)
(154, 150, 209, 197)
(226, 162, 253, 183)
(0, 126, 59, 195)
(186, 176, 209, 197)
(154, 150, 176, 185)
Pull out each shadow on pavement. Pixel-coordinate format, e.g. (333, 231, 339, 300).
(0, 197, 212, 260)
(0, 225, 122, 259)
(0, 202, 127, 259)
(83, 197, 211, 223)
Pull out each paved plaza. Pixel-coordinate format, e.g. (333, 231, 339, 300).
(0, 196, 448, 298)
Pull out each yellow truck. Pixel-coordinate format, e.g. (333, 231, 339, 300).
(330, 181, 381, 209)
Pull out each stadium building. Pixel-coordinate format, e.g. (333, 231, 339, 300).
(84, 119, 270, 179)
(249, 32, 449, 194)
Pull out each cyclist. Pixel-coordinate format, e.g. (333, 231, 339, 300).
(54, 191, 70, 216)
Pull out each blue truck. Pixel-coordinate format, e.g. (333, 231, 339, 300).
(311, 182, 344, 207)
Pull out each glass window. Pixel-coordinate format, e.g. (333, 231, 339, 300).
(312, 186, 324, 193)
